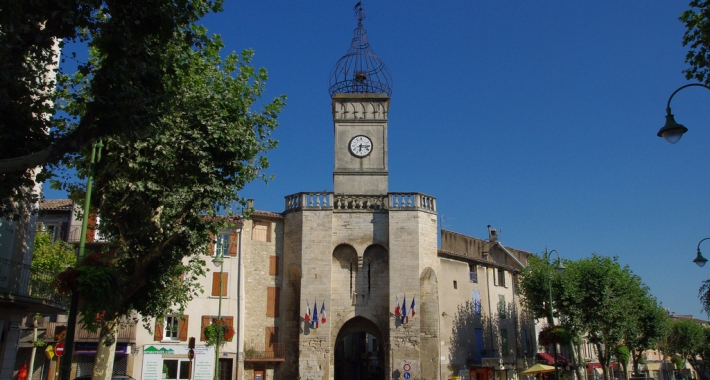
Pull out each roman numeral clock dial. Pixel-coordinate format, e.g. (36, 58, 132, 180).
(349, 135, 373, 157)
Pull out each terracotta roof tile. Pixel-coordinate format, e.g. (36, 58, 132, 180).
(40, 199, 73, 211)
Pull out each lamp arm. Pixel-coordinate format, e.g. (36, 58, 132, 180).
(697, 237, 710, 252)
(666, 84, 710, 115)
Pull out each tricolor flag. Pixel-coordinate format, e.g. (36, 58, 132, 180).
(411, 296, 416, 318)
(401, 295, 408, 324)
(394, 295, 400, 316)
(305, 301, 310, 324)
(312, 300, 319, 329)
(321, 302, 327, 324)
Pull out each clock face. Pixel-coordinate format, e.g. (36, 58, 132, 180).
(349, 135, 373, 157)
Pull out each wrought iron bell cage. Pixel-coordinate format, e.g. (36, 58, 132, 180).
(328, 3, 393, 97)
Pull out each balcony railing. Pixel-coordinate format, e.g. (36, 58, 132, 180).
(45, 322, 136, 343)
(0, 257, 69, 308)
(285, 192, 436, 214)
(244, 343, 286, 362)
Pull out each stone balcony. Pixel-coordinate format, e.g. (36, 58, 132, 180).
(284, 192, 436, 214)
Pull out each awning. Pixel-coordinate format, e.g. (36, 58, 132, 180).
(536, 353, 569, 365)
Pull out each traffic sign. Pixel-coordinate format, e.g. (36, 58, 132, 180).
(403, 364, 411, 371)
(55, 342, 65, 357)
(403, 372, 411, 379)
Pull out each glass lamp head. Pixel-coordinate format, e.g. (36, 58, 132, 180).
(694, 249, 708, 268)
(657, 114, 688, 144)
(212, 252, 224, 268)
(555, 260, 566, 274)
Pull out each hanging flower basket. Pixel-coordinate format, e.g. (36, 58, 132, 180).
(538, 325, 571, 346)
(203, 320, 234, 347)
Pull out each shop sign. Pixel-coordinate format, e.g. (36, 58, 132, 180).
(141, 345, 213, 380)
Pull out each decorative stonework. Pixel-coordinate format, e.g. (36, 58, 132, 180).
(332, 98, 389, 121)
(284, 192, 436, 214)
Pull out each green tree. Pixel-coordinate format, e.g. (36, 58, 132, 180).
(48, 10, 285, 380)
(32, 230, 76, 273)
(680, 1, 710, 336)
(625, 297, 671, 377)
(665, 319, 708, 379)
(0, 0, 226, 218)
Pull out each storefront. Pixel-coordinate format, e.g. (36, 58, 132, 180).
(140, 345, 215, 380)
(74, 342, 132, 377)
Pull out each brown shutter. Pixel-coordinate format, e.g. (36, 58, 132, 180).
(265, 327, 278, 353)
(266, 287, 280, 317)
(206, 234, 215, 256)
(86, 214, 97, 242)
(178, 315, 189, 341)
(229, 232, 238, 256)
(224, 316, 234, 341)
(269, 256, 279, 276)
(201, 316, 210, 341)
(154, 319, 163, 341)
(211, 272, 228, 296)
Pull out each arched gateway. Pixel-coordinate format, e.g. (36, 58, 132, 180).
(334, 317, 386, 380)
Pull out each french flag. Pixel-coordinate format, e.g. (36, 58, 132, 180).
(312, 300, 319, 329)
(305, 302, 310, 324)
(411, 296, 416, 318)
(321, 302, 327, 324)
(394, 295, 400, 316)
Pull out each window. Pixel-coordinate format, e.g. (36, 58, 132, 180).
(252, 220, 271, 242)
(453, 280, 458, 289)
(269, 256, 279, 276)
(266, 287, 280, 317)
(497, 268, 506, 287)
(211, 272, 229, 297)
(469, 263, 477, 283)
(200, 315, 234, 341)
(473, 290, 481, 316)
(521, 328, 528, 354)
(154, 315, 189, 341)
(164, 315, 180, 340)
(500, 328, 508, 355)
(216, 233, 230, 257)
(498, 295, 506, 319)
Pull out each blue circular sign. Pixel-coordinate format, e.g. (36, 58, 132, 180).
(404, 372, 411, 380)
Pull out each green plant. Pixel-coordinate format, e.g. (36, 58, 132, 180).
(31, 339, 46, 348)
(163, 363, 169, 375)
(245, 346, 258, 358)
(203, 320, 234, 347)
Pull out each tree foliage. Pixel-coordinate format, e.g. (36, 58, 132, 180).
(0, 0, 227, 218)
(681, 0, 710, 85)
(32, 230, 76, 273)
(665, 319, 705, 371)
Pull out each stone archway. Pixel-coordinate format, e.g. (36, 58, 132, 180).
(334, 317, 386, 380)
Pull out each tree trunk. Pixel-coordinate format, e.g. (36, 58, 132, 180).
(689, 357, 710, 380)
(596, 343, 610, 380)
(93, 316, 119, 380)
(569, 342, 585, 380)
(620, 359, 628, 380)
(631, 351, 639, 377)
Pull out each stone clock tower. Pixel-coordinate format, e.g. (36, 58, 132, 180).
(280, 5, 440, 380)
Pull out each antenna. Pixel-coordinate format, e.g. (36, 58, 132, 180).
(439, 215, 454, 233)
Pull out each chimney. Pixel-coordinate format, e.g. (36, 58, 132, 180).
(487, 225, 498, 243)
(247, 199, 254, 210)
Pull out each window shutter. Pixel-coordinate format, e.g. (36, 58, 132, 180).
(154, 319, 163, 341)
(503, 271, 508, 288)
(201, 316, 210, 341)
(206, 234, 215, 256)
(269, 256, 279, 276)
(267, 287, 280, 317)
(265, 326, 278, 352)
(224, 316, 234, 341)
(86, 214, 98, 242)
(178, 315, 189, 341)
(229, 232, 239, 256)
(212, 273, 228, 296)
(252, 221, 270, 242)
(493, 267, 498, 286)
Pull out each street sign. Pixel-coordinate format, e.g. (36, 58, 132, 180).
(403, 364, 411, 371)
(403, 372, 411, 380)
(55, 342, 65, 357)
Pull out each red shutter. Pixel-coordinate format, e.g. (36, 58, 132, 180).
(178, 315, 189, 341)
(201, 316, 210, 341)
(154, 319, 163, 341)
(86, 214, 97, 242)
(229, 232, 238, 256)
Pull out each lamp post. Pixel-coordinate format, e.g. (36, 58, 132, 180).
(694, 238, 710, 267)
(212, 238, 225, 380)
(656, 83, 710, 144)
(546, 249, 566, 380)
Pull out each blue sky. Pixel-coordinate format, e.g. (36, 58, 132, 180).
(48, 1, 710, 317)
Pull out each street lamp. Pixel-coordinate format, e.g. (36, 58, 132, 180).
(546, 249, 566, 380)
(656, 83, 710, 144)
(694, 238, 710, 267)
(212, 236, 225, 380)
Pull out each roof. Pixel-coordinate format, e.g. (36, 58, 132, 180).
(250, 210, 284, 220)
(437, 249, 522, 273)
(40, 199, 73, 211)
